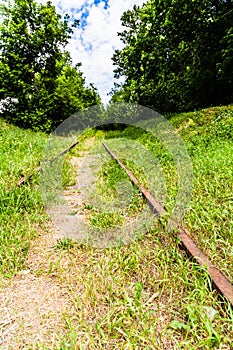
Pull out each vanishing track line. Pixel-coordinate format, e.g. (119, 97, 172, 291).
(7, 138, 233, 307)
(102, 141, 233, 307)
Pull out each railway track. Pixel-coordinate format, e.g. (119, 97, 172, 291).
(8, 138, 233, 307)
(102, 141, 233, 307)
(6, 140, 79, 191)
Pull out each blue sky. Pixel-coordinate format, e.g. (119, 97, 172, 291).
(40, 0, 145, 104)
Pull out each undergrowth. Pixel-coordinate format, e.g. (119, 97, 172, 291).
(0, 105, 232, 349)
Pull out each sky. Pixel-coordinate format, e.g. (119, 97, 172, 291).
(40, 0, 145, 104)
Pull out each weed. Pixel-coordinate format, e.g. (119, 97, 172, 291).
(0, 105, 232, 349)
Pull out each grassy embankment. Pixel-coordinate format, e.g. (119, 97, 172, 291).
(0, 105, 232, 349)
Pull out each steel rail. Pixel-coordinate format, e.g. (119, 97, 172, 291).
(102, 141, 233, 307)
(7, 140, 79, 191)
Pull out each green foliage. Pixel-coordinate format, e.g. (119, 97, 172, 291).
(0, 119, 47, 275)
(0, 0, 100, 131)
(94, 104, 233, 287)
(111, 0, 233, 113)
(54, 62, 101, 125)
(86, 157, 145, 229)
(0, 106, 232, 347)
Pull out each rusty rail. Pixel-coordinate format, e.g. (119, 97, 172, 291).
(7, 140, 79, 191)
(102, 141, 233, 307)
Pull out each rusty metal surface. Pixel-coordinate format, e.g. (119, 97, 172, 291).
(6, 140, 79, 191)
(102, 141, 233, 306)
(16, 166, 41, 187)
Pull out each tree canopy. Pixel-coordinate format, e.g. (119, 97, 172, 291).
(0, 0, 100, 131)
(111, 0, 233, 114)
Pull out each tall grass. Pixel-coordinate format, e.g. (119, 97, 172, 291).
(0, 105, 232, 348)
(0, 120, 47, 275)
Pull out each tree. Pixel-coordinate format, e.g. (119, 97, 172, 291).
(0, 0, 100, 130)
(53, 59, 101, 125)
(111, 0, 233, 113)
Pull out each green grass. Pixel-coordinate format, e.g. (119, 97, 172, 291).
(91, 106, 233, 283)
(43, 105, 232, 350)
(0, 105, 233, 349)
(87, 159, 146, 228)
(0, 120, 47, 276)
(44, 237, 232, 349)
(0, 119, 75, 276)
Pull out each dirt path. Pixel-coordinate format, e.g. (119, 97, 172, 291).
(0, 229, 73, 349)
(0, 136, 191, 350)
(0, 140, 94, 349)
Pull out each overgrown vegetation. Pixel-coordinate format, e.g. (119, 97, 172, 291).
(53, 105, 232, 349)
(0, 0, 100, 131)
(111, 0, 233, 113)
(0, 118, 74, 275)
(0, 119, 47, 275)
(0, 105, 232, 348)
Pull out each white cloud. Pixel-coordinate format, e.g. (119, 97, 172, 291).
(39, 0, 145, 104)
